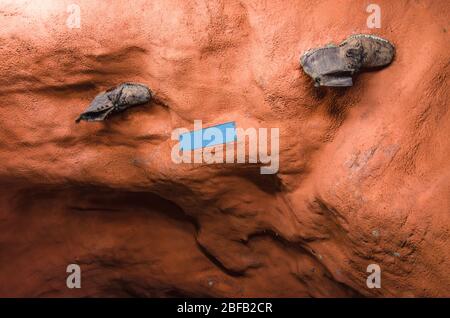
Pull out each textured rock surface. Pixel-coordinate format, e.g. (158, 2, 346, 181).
(0, 0, 449, 297)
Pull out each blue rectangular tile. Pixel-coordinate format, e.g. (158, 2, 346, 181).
(179, 121, 237, 151)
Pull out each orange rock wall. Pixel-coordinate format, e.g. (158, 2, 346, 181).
(0, 0, 448, 297)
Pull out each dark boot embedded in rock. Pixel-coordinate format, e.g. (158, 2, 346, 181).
(76, 83, 152, 123)
(300, 34, 395, 87)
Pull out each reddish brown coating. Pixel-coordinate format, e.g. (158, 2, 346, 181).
(0, 0, 449, 297)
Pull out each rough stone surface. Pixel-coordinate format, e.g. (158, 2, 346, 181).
(0, 0, 449, 297)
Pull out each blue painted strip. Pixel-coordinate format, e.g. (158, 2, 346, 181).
(179, 122, 237, 151)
